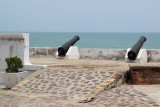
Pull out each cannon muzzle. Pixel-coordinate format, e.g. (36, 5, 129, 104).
(58, 36, 80, 56)
(128, 36, 146, 60)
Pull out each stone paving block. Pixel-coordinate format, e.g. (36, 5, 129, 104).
(84, 85, 160, 107)
(11, 69, 116, 102)
(1, 84, 159, 107)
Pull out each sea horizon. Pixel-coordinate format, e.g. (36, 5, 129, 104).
(0, 32, 160, 49)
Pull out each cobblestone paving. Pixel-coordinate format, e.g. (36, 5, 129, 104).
(85, 84, 160, 107)
(11, 69, 115, 100)
(0, 85, 159, 107)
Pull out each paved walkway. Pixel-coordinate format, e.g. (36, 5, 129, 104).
(0, 58, 160, 107)
(85, 85, 159, 107)
(0, 85, 159, 107)
(131, 85, 160, 105)
(11, 69, 116, 101)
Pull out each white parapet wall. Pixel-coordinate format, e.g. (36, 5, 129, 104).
(78, 48, 126, 60)
(0, 33, 47, 84)
(29, 47, 160, 62)
(0, 33, 30, 70)
(147, 49, 160, 62)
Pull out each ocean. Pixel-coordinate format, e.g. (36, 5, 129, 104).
(29, 32, 160, 49)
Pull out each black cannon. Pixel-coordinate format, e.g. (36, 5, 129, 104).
(128, 36, 147, 60)
(58, 36, 80, 56)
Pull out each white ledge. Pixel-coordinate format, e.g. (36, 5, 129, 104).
(0, 33, 26, 39)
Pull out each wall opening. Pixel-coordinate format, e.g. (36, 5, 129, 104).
(9, 45, 15, 57)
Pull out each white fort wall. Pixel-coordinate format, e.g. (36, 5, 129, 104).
(29, 47, 160, 62)
(0, 34, 48, 84)
(0, 33, 30, 70)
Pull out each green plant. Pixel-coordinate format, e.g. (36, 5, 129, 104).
(5, 56, 23, 73)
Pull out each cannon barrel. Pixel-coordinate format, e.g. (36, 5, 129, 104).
(58, 36, 80, 56)
(128, 36, 147, 60)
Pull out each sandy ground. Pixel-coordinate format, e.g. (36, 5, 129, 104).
(30, 58, 130, 71)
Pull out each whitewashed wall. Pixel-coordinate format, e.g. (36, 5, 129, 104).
(29, 47, 160, 62)
(0, 33, 30, 70)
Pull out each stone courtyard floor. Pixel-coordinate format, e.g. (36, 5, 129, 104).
(0, 58, 160, 107)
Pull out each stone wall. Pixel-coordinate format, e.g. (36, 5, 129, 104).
(29, 47, 160, 62)
(78, 48, 126, 60)
(147, 49, 160, 62)
(30, 47, 57, 58)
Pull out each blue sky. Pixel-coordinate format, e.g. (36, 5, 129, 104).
(0, 0, 160, 32)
